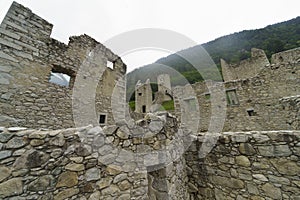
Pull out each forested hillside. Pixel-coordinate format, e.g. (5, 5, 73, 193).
(126, 16, 300, 100)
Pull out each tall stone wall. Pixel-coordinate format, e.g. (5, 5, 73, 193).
(221, 48, 270, 82)
(185, 130, 300, 200)
(174, 48, 300, 132)
(0, 2, 126, 129)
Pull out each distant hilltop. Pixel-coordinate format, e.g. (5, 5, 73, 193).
(126, 16, 300, 99)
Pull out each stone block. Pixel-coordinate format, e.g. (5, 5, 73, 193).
(0, 28, 21, 40)
(0, 73, 12, 85)
(236, 155, 251, 167)
(0, 65, 12, 73)
(0, 150, 12, 160)
(253, 174, 268, 182)
(0, 132, 14, 142)
(12, 50, 33, 60)
(96, 177, 112, 189)
(101, 185, 120, 196)
(27, 175, 54, 191)
(1, 92, 13, 100)
(6, 136, 28, 148)
(211, 175, 244, 189)
(0, 51, 17, 62)
(0, 38, 22, 50)
(89, 191, 101, 200)
(239, 143, 256, 155)
(0, 166, 11, 181)
(268, 175, 290, 185)
(54, 188, 79, 200)
(0, 178, 23, 198)
(4, 20, 28, 33)
(56, 171, 78, 188)
(270, 158, 300, 176)
(85, 167, 101, 181)
(65, 163, 85, 172)
(13, 150, 49, 169)
(262, 183, 282, 199)
(258, 145, 292, 157)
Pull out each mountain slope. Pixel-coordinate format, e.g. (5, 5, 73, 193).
(126, 16, 300, 100)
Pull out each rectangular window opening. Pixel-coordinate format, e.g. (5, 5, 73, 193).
(107, 60, 114, 69)
(226, 89, 239, 105)
(142, 105, 146, 113)
(49, 71, 71, 87)
(99, 114, 107, 124)
(247, 109, 256, 116)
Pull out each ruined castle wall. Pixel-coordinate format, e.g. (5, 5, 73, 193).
(0, 2, 126, 129)
(271, 47, 300, 64)
(185, 130, 300, 200)
(222, 58, 299, 131)
(157, 74, 172, 102)
(0, 114, 190, 199)
(0, 126, 148, 200)
(174, 49, 300, 132)
(221, 48, 270, 82)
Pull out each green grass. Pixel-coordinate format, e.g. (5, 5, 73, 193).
(129, 101, 135, 111)
(128, 100, 174, 112)
(160, 100, 175, 111)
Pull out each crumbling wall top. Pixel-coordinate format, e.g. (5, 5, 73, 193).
(221, 48, 269, 82)
(1, 1, 53, 38)
(271, 47, 300, 64)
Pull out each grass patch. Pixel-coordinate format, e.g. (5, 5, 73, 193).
(129, 101, 135, 111)
(128, 100, 174, 112)
(160, 100, 174, 111)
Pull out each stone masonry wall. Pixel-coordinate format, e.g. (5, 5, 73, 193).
(271, 47, 300, 64)
(221, 48, 270, 82)
(174, 48, 300, 132)
(0, 126, 148, 200)
(185, 130, 300, 200)
(0, 2, 126, 129)
(0, 113, 190, 200)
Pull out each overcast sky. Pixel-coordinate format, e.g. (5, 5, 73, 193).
(0, 0, 299, 72)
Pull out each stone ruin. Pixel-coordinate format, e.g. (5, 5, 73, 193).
(135, 79, 152, 114)
(0, 1, 126, 129)
(221, 48, 270, 82)
(135, 74, 174, 114)
(0, 1, 300, 200)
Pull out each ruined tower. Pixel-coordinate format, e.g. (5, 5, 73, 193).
(157, 74, 172, 102)
(135, 79, 152, 113)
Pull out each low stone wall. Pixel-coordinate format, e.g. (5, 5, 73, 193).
(0, 126, 148, 200)
(186, 131, 300, 200)
(0, 113, 190, 200)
